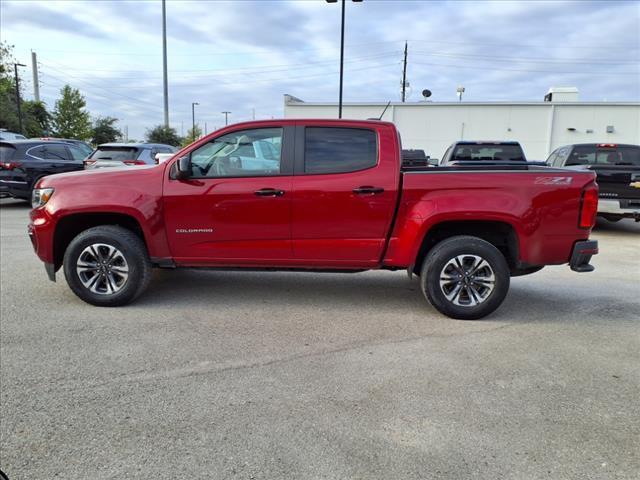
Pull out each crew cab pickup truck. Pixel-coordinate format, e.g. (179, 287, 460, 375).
(28, 120, 599, 319)
(547, 143, 640, 222)
(439, 141, 527, 165)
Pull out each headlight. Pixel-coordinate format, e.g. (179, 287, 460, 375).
(32, 188, 55, 209)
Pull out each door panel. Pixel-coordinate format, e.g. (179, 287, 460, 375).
(291, 125, 399, 266)
(162, 125, 294, 265)
(163, 176, 293, 263)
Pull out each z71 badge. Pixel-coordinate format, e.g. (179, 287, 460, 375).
(534, 176, 573, 185)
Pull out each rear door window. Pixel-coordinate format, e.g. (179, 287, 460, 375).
(304, 127, 377, 174)
(26, 146, 47, 160)
(45, 144, 73, 160)
(68, 145, 87, 161)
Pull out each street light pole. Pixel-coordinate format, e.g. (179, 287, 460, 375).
(326, 0, 362, 119)
(191, 102, 199, 139)
(338, 0, 345, 119)
(13, 63, 26, 135)
(162, 0, 169, 127)
(222, 111, 231, 126)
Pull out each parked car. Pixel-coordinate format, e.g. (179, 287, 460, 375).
(155, 152, 175, 164)
(0, 129, 27, 141)
(34, 137, 94, 158)
(0, 140, 85, 200)
(440, 141, 527, 165)
(547, 143, 640, 222)
(84, 143, 176, 169)
(29, 119, 598, 320)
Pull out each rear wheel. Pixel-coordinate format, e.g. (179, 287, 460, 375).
(601, 214, 622, 223)
(420, 235, 510, 320)
(63, 225, 151, 306)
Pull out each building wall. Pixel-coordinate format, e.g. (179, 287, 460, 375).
(284, 100, 640, 161)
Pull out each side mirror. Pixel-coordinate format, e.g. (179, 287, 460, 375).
(175, 155, 191, 180)
(428, 158, 439, 166)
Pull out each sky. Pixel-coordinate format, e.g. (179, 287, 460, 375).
(1, 0, 639, 140)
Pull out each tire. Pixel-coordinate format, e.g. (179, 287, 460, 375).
(63, 225, 151, 306)
(420, 235, 510, 320)
(601, 214, 622, 223)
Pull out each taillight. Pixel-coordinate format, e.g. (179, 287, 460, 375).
(123, 160, 146, 166)
(83, 160, 96, 168)
(579, 188, 598, 229)
(597, 143, 617, 148)
(0, 162, 22, 170)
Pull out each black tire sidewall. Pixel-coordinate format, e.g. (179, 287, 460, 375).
(421, 236, 510, 320)
(63, 227, 147, 307)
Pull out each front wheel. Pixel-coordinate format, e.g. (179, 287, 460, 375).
(420, 236, 510, 320)
(63, 225, 151, 306)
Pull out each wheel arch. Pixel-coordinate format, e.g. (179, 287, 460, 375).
(53, 212, 147, 271)
(413, 220, 520, 275)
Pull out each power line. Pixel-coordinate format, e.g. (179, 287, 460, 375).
(411, 51, 638, 66)
(410, 60, 638, 76)
(37, 51, 401, 75)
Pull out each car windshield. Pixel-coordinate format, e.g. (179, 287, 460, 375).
(452, 144, 525, 161)
(90, 147, 140, 161)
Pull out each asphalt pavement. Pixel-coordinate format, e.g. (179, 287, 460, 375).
(1, 198, 639, 479)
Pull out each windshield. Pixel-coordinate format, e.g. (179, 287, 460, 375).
(452, 144, 525, 161)
(90, 147, 140, 162)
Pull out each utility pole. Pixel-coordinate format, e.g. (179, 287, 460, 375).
(252, 108, 255, 120)
(191, 102, 199, 139)
(31, 52, 40, 102)
(401, 41, 408, 103)
(13, 63, 26, 134)
(161, 0, 169, 127)
(222, 111, 231, 126)
(204, 122, 207, 136)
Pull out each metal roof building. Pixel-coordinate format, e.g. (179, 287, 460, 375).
(284, 88, 640, 161)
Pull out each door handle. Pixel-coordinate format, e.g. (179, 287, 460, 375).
(254, 188, 285, 197)
(353, 186, 384, 195)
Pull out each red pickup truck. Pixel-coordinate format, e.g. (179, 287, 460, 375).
(28, 119, 599, 319)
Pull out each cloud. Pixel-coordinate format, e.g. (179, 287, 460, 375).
(1, 1, 112, 39)
(1, 0, 637, 139)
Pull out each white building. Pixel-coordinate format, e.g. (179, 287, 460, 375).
(284, 88, 640, 160)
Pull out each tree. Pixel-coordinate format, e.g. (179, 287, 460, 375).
(92, 116, 122, 144)
(146, 125, 181, 146)
(51, 85, 92, 140)
(181, 125, 202, 147)
(22, 101, 51, 137)
(0, 41, 20, 132)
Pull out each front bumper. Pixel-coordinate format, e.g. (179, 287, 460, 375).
(570, 240, 598, 273)
(598, 199, 640, 220)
